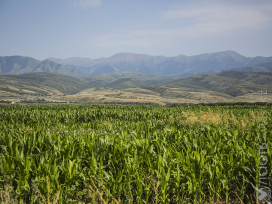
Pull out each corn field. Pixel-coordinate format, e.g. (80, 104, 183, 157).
(0, 105, 271, 203)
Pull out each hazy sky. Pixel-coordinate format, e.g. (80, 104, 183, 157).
(1, 0, 272, 60)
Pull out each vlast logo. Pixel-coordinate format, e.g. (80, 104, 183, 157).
(253, 185, 271, 203)
(253, 143, 271, 203)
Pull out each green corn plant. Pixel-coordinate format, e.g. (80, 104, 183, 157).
(0, 104, 271, 203)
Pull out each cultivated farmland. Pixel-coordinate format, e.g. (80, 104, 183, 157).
(0, 105, 271, 203)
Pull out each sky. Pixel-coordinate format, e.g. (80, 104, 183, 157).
(0, 0, 272, 60)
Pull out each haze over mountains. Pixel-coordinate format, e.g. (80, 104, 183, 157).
(1, 51, 272, 78)
(48, 50, 272, 77)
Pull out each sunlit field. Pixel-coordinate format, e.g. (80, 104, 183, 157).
(0, 105, 271, 203)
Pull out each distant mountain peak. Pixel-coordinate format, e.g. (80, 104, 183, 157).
(220, 50, 244, 56)
(109, 52, 154, 59)
(225, 50, 239, 53)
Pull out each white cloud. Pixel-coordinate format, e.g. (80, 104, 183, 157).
(163, 1, 272, 34)
(71, 0, 101, 8)
(92, 1, 272, 50)
(82, 1, 272, 56)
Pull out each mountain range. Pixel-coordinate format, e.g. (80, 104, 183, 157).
(48, 50, 272, 77)
(1, 50, 271, 78)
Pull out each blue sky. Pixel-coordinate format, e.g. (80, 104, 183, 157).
(0, 0, 272, 60)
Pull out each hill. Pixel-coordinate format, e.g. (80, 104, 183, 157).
(232, 62, 272, 72)
(58, 70, 272, 104)
(0, 71, 177, 97)
(82, 71, 175, 86)
(105, 78, 144, 89)
(0, 72, 89, 96)
(142, 71, 272, 99)
(1, 70, 271, 104)
(0, 56, 87, 77)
